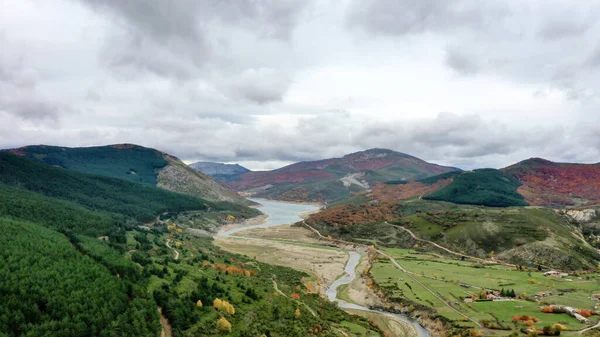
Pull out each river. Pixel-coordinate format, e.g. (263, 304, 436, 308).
(220, 198, 430, 337)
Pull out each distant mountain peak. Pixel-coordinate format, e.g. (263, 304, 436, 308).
(344, 148, 413, 159)
(189, 161, 251, 176)
(521, 157, 555, 165)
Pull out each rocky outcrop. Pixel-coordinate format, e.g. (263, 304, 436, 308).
(564, 209, 596, 223)
(157, 154, 253, 206)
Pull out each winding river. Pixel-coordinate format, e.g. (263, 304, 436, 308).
(219, 198, 430, 337)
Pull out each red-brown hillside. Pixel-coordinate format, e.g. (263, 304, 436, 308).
(369, 178, 455, 202)
(227, 149, 459, 201)
(502, 158, 600, 206)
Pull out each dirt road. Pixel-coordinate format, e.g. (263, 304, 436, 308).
(166, 239, 179, 260)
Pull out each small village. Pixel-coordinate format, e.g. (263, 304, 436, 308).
(456, 269, 600, 333)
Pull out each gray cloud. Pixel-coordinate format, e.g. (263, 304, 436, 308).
(535, 3, 598, 40)
(220, 68, 292, 104)
(444, 46, 479, 75)
(75, 0, 311, 79)
(587, 46, 600, 68)
(0, 49, 62, 121)
(346, 0, 509, 36)
(537, 19, 591, 40)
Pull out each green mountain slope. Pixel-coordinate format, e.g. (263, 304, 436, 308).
(424, 168, 528, 207)
(11, 144, 167, 185)
(8, 144, 253, 206)
(0, 184, 117, 236)
(0, 151, 235, 223)
(0, 217, 161, 337)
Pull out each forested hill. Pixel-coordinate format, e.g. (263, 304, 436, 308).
(0, 151, 260, 225)
(0, 151, 258, 336)
(9, 144, 168, 185)
(7, 144, 254, 206)
(423, 169, 528, 207)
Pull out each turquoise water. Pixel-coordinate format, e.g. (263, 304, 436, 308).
(220, 198, 319, 237)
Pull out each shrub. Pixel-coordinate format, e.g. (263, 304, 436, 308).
(541, 306, 554, 313)
(217, 317, 232, 333)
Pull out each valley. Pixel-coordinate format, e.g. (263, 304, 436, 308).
(215, 199, 428, 337)
(4, 146, 600, 337)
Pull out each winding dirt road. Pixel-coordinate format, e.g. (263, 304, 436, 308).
(386, 222, 515, 267)
(166, 239, 179, 260)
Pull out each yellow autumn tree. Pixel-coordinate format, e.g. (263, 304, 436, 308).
(217, 317, 232, 333)
(295, 308, 302, 318)
(305, 281, 314, 293)
(167, 224, 177, 232)
(176, 228, 183, 233)
(226, 215, 235, 222)
(224, 301, 235, 315)
(175, 241, 182, 247)
(213, 298, 235, 315)
(196, 300, 203, 308)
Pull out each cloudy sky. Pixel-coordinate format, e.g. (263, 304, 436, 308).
(1, 0, 600, 170)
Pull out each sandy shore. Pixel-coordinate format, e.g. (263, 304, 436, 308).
(215, 236, 347, 292)
(215, 213, 268, 237)
(299, 208, 321, 220)
(233, 224, 318, 244)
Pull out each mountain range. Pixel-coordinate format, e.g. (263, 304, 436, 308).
(12, 144, 600, 208)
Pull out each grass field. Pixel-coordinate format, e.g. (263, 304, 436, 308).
(370, 248, 600, 334)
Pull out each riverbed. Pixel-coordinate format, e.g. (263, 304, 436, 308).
(217, 198, 429, 337)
